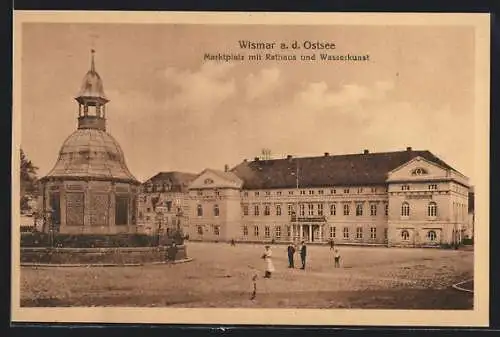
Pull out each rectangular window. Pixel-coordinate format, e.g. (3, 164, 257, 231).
(309, 190, 314, 195)
(286, 225, 291, 237)
(428, 184, 438, 190)
(318, 190, 324, 195)
(265, 191, 271, 196)
(197, 191, 203, 196)
(265, 226, 270, 238)
(358, 188, 363, 193)
(308, 204, 314, 216)
(115, 195, 129, 225)
(214, 225, 220, 236)
(330, 226, 336, 238)
(384, 228, 388, 239)
(317, 204, 324, 216)
(277, 191, 282, 196)
(276, 204, 282, 216)
(370, 204, 377, 216)
(343, 227, 349, 239)
(288, 191, 294, 195)
(197, 204, 203, 217)
(288, 204, 293, 215)
(401, 185, 410, 191)
(300, 204, 305, 216)
(213, 204, 220, 217)
(371, 187, 377, 193)
(215, 191, 220, 196)
(255, 191, 260, 196)
(264, 204, 270, 216)
(254, 226, 259, 237)
(243, 225, 248, 236)
(300, 190, 306, 195)
(197, 225, 203, 235)
(243, 192, 248, 197)
(243, 204, 249, 216)
(356, 227, 363, 239)
(330, 204, 336, 215)
(343, 204, 350, 216)
(254, 205, 260, 216)
(385, 204, 388, 216)
(275, 226, 281, 239)
(344, 188, 350, 194)
(370, 227, 377, 239)
(331, 189, 337, 194)
(356, 203, 363, 216)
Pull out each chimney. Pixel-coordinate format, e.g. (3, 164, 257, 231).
(406, 147, 412, 152)
(224, 164, 229, 172)
(254, 157, 260, 161)
(363, 149, 369, 154)
(286, 155, 292, 160)
(324, 152, 329, 157)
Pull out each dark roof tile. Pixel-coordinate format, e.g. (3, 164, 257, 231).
(231, 150, 457, 189)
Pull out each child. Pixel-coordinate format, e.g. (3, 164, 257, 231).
(250, 273, 258, 300)
(334, 249, 341, 268)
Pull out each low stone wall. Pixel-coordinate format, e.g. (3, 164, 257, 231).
(21, 245, 188, 265)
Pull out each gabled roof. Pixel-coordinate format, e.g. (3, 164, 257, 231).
(188, 168, 244, 189)
(230, 150, 458, 190)
(143, 171, 198, 192)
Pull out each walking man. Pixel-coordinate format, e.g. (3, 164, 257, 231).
(300, 241, 307, 270)
(287, 242, 296, 268)
(334, 249, 341, 268)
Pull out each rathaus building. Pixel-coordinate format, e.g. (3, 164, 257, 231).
(182, 148, 471, 247)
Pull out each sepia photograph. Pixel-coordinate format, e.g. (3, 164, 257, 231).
(12, 11, 490, 326)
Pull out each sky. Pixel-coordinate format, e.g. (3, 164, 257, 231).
(20, 23, 476, 184)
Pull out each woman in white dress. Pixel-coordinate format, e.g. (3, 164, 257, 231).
(262, 245, 275, 278)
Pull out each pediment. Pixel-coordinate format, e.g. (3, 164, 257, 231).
(387, 156, 448, 182)
(188, 169, 243, 190)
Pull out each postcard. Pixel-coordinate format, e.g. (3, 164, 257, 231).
(12, 11, 490, 327)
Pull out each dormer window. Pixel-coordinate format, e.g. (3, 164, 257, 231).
(411, 167, 428, 176)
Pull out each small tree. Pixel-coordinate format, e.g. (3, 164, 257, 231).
(20, 149, 39, 212)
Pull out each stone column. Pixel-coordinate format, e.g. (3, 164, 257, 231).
(290, 224, 294, 242)
(309, 225, 312, 243)
(299, 224, 303, 241)
(319, 225, 323, 242)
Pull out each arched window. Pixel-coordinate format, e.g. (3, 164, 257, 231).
(214, 204, 219, 217)
(197, 204, 203, 217)
(428, 202, 437, 217)
(411, 167, 428, 176)
(401, 202, 410, 217)
(401, 230, 410, 241)
(427, 230, 437, 241)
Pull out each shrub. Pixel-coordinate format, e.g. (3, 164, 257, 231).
(462, 238, 474, 245)
(20, 232, 158, 248)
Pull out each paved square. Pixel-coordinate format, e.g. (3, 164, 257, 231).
(21, 242, 473, 309)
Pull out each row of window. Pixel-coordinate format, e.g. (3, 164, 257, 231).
(400, 230, 438, 241)
(197, 224, 221, 235)
(400, 184, 438, 191)
(241, 203, 389, 217)
(241, 187, 384, 198)
(401, 202, 437, 217)
(328, 226, 386, 240)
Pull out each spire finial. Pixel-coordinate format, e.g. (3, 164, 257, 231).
(90, 49, 96, 72)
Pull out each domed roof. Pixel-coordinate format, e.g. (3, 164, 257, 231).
(44, 129, 139, 184)
(77, 70, 108, 101)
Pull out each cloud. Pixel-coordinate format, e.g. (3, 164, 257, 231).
(244, 68, 281, 100)
(294, 80, 395, 111)
(163, 62, 237, 120)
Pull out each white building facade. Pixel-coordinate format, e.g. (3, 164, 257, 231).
(182, 148, 468, 247)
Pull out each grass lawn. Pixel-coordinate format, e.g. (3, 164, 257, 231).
(20, 242, 474, 309)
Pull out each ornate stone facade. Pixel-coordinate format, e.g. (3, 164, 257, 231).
(38, 50, 140, 234)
